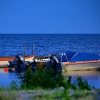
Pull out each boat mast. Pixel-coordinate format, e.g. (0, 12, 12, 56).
(24, 44, 26, 56)
(32, 43, 34, 55)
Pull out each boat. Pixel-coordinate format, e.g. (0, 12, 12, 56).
(59, 51, 100, 71)
(4, 54, 62, 73)
(0, 55, 34, 68)
(33, 56, 50, 62)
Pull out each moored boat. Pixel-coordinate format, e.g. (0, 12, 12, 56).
(59, 51, 100, 71)
(0, 55, 34, 67)
(5, 54, 62, 73)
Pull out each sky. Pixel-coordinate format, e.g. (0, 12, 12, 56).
(0, 0, 100, 34)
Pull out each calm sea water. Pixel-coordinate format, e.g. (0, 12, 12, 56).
(0, 34, 100, 56)
(0, 34, 100, 88)
(0, 70, 100, 89)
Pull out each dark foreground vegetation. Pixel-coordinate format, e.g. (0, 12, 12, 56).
(0, 68, 100, 100)
(19, 68, 92, 90)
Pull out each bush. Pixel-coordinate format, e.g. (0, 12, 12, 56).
(74, 76, 91, 90)
(19, 68, 66, 89)
(11, 67, 92, 90)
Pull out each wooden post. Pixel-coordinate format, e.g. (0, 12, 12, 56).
(32, 43, 34, 55)
(24, 44, 26, 56)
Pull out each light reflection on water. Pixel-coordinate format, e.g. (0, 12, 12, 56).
(0, 68, 100, 88)
(63, 71, 100, 89)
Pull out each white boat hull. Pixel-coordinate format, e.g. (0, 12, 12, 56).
(62, 62, 100, 71)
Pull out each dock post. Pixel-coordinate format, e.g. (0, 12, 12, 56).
(24, 44, 26, 56)
(32, 43, 34, 55)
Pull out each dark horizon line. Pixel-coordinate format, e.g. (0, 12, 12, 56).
(0, 33, 100, 35)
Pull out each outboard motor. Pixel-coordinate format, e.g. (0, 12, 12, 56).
(8, 54, 27, 73)
(16, 54, 25, 63)
(8, 54, 24, 68)
(7, 54, 38, 73)
(44, 54, 62, 75)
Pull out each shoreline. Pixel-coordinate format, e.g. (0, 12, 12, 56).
(0, 87, 100, 100)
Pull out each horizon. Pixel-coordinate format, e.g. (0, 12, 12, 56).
(0, 33, 100, 35)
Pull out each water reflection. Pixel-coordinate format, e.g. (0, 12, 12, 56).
(63, 71, 100, 89)
(0, 68, 20, 87)
(0, 68, 100, 88)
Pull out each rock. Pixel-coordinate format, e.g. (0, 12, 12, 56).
(16, 91, 31, 100)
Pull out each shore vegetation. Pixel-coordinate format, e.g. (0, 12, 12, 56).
(0, 68, 100, 100)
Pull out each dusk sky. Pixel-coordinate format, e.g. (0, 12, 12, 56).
(0, 0, 100, 34)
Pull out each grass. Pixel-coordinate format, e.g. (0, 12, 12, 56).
(0, 88, 99, 100)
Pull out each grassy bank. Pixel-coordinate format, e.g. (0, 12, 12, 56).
(0, 68, 100, 100)
(0, 87, 100, 100)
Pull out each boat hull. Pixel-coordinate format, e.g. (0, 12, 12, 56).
(62, 61, 100, 71)
(0, 55, 34, 68)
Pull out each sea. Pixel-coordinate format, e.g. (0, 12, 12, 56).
(0, 34, 100, 88)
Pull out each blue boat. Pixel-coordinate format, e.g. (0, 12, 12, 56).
(59, 51, 100, 71)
